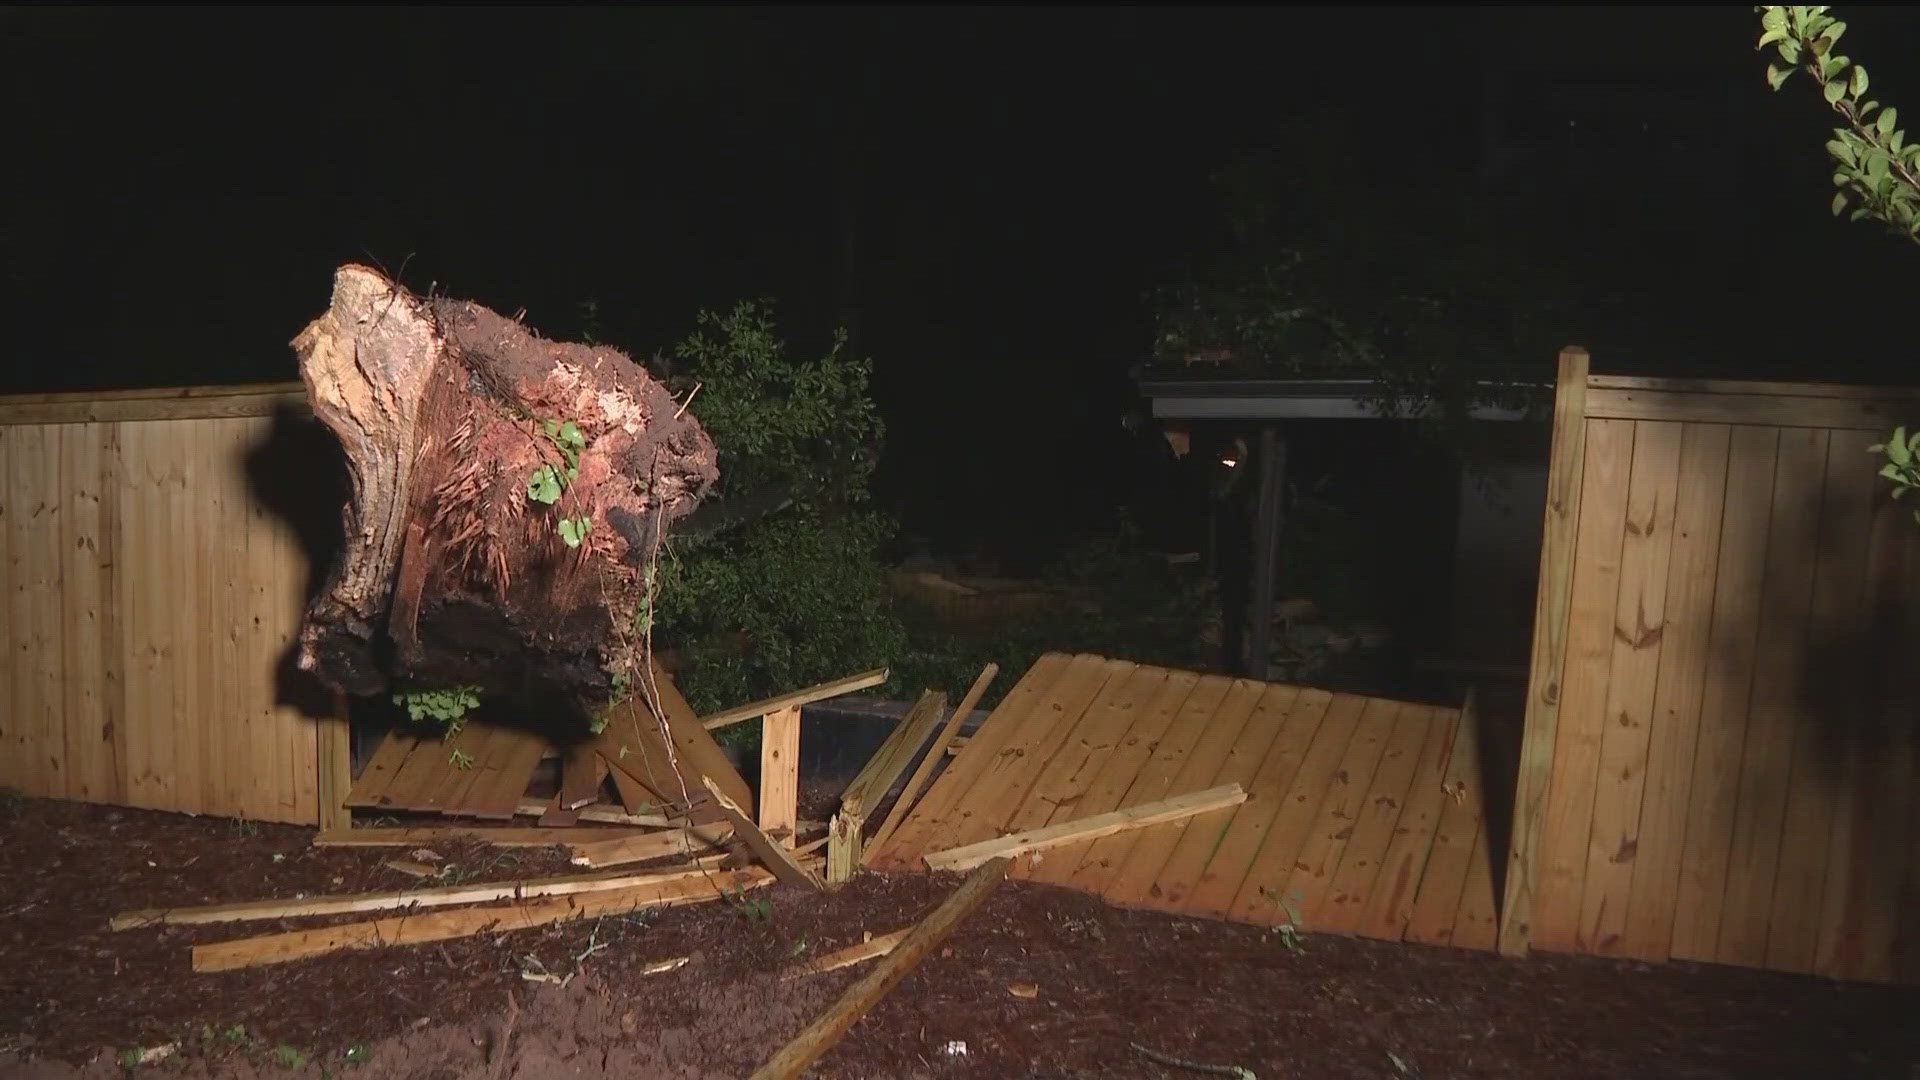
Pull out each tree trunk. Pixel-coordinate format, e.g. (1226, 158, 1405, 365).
(291, 265, 718, 719)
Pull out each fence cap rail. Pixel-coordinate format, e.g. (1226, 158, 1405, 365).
(0, 382, 310, 426)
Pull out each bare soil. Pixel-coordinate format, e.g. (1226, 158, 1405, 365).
(1, 790, 1916, 1079)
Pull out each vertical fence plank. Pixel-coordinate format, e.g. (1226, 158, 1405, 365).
(1529, 416, 1634, 952)
(97, 423, 126, 806)
(1580, 420, 1683, 955)
(24, 425, 66, 797)
(1669, 426, 1781, 962)
(1620, 423, 1730, 960)
(58, 424, 108, 802)
(1715, 428, 1829, 969)
(1766, 433, 1878, 973)
(1500, 346, 1591, 956)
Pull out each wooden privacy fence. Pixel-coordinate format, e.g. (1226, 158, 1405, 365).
(0, 383, 351, 826)
(1501, 348, 1920, 984)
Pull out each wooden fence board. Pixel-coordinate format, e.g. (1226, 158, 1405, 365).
(1619, 422, 1730, 960)
(1354, 706, 1459, 940)
(1314, 705, 1435, 934)
(1281, 696, 1402, 924)
(1668, 426, 1781, 962)
(1530, 417, 1635, 952)
(1404, 704, 1486, 946)
(1224, 693, 1367, 926)
(1715, 427, 1829, 969)
(1579, 419, 1682, 956)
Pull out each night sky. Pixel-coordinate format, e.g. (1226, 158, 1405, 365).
(7, 6, 1920, 553)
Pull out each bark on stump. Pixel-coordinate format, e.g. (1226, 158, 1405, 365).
(291, 265, 717, 716)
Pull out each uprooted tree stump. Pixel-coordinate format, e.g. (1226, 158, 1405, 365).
(291, 264, 717, 716)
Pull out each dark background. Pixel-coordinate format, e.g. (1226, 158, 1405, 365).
(6, 5, 1919, 558)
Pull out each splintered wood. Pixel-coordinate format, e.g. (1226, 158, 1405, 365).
(866, 654, 1495, 950)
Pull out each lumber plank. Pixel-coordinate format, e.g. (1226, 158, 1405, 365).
(826, 810, 861, 885)
(192, 866, 775, 973)
(380, 730, 459, 811)
(590, 722, 683, 814)
(926, 783, 1246, 873)
(313, 827, 650, 847)
(1500, 346, 1590, 957)
(933, 657, 1129, 855)
(463, 724, 547, 820)
(759, 705, 802, 838)
(1714, 427, 1828, 969)
(418, 724, 497, 813)
(316, 696, 354, 831)
(93, 422, 126, 808)
(1017, 669, 1199, 888)
(1578, 419, 1683, 956)
(868, 653, 1077, 869)
(1618, 423, 1730, 961)
(1274, 696, 1402, 925)
(1058, 674, 1236, 897)
(1668, 426, 1780, 962)
(515, 800, 677, 828)
(347, 731, 420, 809)
(557, 740, 606, 812)
(700, 668, 889, 731)
(1180, 687, 1336, 918)
(748, 856, 1010, 1080)
(568, 824, 735, 868)
(643, 658, 755, 816)
(866, 663, 1000, 863)
(1224, 694, 1367, 927)
(702, 776, 824, 889)
(0, 384, 309, 427)
(55, 424, 106, 803)
(840, 690, 949, 823)
(1400, 701, 1485, 945)
(1451, 819, 1500, 951)
(1354, 703, 1461, 941)
(1098, 679, 1266, 906)
(999, 667, 1170, 842)
(1526, 416, 1634, 953)
(1317, 705, 1451, 937)
(1765, 433, 1877, 974)
(782, 928, 911, 979)
(115, 861, 731, 929)
(1583, 385, 1912, 432)
(1147, 684, 1300, 911)
(1815, 500, 1919, 982)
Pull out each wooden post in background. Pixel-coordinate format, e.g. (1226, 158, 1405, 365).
(759, 705, 801, 841)
(1498, 346, 1590, 956)
(1246, 424, 1286, 679)
(316, 692, 354, 833)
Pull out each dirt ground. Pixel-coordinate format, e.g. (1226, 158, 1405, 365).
(2, 790, 1917, 1080)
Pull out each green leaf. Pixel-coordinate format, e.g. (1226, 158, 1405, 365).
(557, 420, 585, 451)
(1768, 64, 1795, 90)
(543, 418, 559, 439)
(1776, 40, 1801, 66)
(1878, 106, 1898, 137)
(528, 465, 563, 504)
(1825, 20, 1846, 47)
(559, 515, 593, 547)
(1832, 191, 1849, 216)
(1762, 6, 1787, 32)
(1759, 27, 1789, 49)
(1850, 64, 1868, 97)
(1824, 78, 1847, 104)
(1887, 426, 1911, 466)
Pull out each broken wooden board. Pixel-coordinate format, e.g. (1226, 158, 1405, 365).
(700, 667, 889, 730)
(192, 866, 775, 973)
(865, 664, 997, 862)
(781, 928, 910, 979)
(748, 857, 1010, 1080)
(313, 827, 650, 848)
(114, 861, 730, 930)
(923, 783, 1248, 873)
(702, 776, 823, 890)
(760, 705, 802, 838)
(568, 823, 736, 868)
(828, 689, 948, 883)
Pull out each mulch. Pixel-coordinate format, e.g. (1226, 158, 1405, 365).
(1, 789, 1917, 1079)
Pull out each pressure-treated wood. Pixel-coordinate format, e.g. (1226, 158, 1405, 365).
(748, 856, 1010, 1080)
(832, 690, 949, 878)
(924, 784, 1248, 872)
(866, 663, 999, 862)
(782, 928, 911, 979)
(567, 824, 734, 868)
(1500, 346, 1592, 956)
(1502, 354, 1920, 985)
(193, 866, 776, 973)
(759, 705, 802, 838)
(702, 776, 823, 889)
(0, 401, 345, 825)
(699, 667, 889, 730)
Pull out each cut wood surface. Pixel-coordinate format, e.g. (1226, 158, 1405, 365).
(702, 776, 824, 890)
(840, 690, 948, 819)
(759, 704, 802, 838)
(192, 867, 774, 973)
(748, 857, 1010, 1080)
(700, 668, 889, 730)
(313, 827, 650, 848)
(514, 800, 676, 828)
(567, 824, 734, 868)
(865, 663, 998, 862)
(782, 928, 911, 979)
(114, 861, 729, 930)
(924, 784, 1247, 872)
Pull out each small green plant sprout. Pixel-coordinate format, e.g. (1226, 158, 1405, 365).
(271, 1044, 309, 1069)
(1259, 886, 1307, 952)
(449, 748, 475, 771)
(221, 1024, 252, 1047)
(558, 515, 593, 548)
(725, 885, 773, 922)
(790, 935, 810, 957)
(392, 685, 482, 726)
